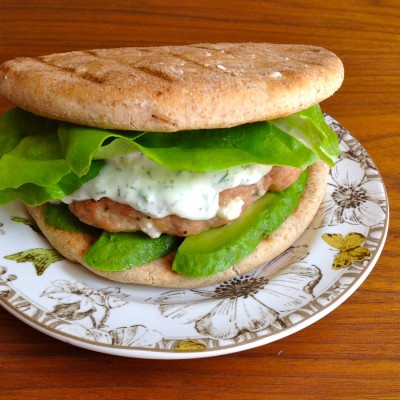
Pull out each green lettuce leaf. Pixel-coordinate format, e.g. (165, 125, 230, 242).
(0, 109, 65, 189)
(0, 160, 104, 206)
(0, 108, 107, 205)
(0, 134, 70, 189)
(270, 104, 340, 166)
(0, 104, 339, 206)
(0, 108, 58, 157)
(58, 124, 144, 176)
(133, 121, 318, 172)
(56, 104, 334, 173)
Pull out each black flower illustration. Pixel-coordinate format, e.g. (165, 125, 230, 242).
(314, 159, 385, 228)
(42, 280, 129, 328)
(152, 246, 321, 339)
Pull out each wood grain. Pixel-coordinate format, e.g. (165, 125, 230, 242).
(0, 1, 399, 399)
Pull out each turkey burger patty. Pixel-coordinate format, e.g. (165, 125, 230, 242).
(65, 151, 301, 237)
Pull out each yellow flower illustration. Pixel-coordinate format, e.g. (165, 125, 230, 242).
(322, 232, 371, 270)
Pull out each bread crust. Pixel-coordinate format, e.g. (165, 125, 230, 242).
(27, 160, 328, 288)
(0, 43, 343, 132)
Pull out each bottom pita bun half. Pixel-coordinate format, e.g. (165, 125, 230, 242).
(27, 160, 328, 288)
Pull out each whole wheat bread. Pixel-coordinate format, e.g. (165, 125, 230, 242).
(0, 43, 343, 131)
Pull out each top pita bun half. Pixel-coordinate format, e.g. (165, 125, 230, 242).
(0, 43, 343, 131)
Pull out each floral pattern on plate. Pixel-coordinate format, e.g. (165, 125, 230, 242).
(0, 116, 389, 359)
(149, 245, 321, 340)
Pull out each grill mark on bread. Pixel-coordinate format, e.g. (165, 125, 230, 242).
(304, 60, 325, 66)
(86, 48, 239, 81)
(171, 52, 243, 77)
(78, 71, 105, 84)
(82, 50, 102, 57)
(134, 66, 176, 83)
(82, 50, 176, 83)
(190, 44, 221, 53)
(170, 53, 210, 69)
(34, 57, 106, 84)
(151, 113, 177, 126)
(136, 48, 152, 53)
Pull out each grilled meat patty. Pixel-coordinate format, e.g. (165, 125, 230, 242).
(68, 166, 301, 237)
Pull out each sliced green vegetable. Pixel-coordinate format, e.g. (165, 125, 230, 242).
(172, 170, 308, 277)
(84, 231, 182, 272)
(44, 203, 97, 233)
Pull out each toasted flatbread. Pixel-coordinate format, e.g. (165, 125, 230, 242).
(27, 160, 328, 288)
(0, 43, 343, 132)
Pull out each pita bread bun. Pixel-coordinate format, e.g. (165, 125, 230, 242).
(1, 43, 339, 287)
(0, 43, 343, 131)
(27, 160, 328, 288)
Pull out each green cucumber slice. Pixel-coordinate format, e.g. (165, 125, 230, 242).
(172, 170, 308, 277)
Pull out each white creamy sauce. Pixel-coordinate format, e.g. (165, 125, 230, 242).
(216, 197, 245, 220)
(138, 219, 162, 239)
(62, 152, 272, 221)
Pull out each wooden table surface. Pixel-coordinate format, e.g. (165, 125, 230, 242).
(0, 1, 399, 399)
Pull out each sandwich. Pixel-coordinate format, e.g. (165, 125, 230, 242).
(0, 42, 344, 288)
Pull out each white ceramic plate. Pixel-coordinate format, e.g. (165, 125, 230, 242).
(0, 116, 389, 359)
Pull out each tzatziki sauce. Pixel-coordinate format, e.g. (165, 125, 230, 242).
(62, 152, 272, 221)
